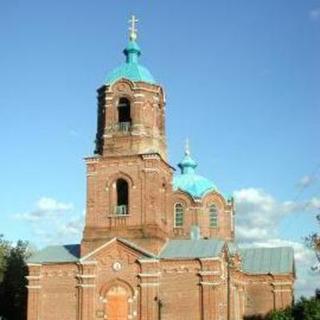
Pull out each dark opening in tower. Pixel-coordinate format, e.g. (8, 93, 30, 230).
(116, 179, 129, 215)
(118, 98, 131, 123)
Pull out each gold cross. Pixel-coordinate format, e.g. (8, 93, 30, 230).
(129, 15, 138, 41)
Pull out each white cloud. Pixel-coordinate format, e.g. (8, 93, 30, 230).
(234, 188, 300, 242)
(310, 8, 320, 21)
(234, 188, 320, 298)
(307, 197, 320, 210)
(13, 197, 83, 246)
(14, 197, 73, 222)
(57, 218, 84, 237)
(36, 197, 73, 211)
(298, 175, 317, 189)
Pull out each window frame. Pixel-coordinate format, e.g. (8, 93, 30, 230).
(174, 202, 184, 228)
(115, 178, 129, 215)
(209, 203, 218, 228)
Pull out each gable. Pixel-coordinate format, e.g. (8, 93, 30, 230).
(80, 238, 156, 263)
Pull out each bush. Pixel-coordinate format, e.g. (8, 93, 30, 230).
(292, 296, 320, 320)
(245, 292, 320, 320)
(265, 308, 293, 320)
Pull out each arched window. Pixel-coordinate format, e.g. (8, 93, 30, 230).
(118, 98, 131, 128)
(116, 179, 128, 215)
(209, 204, 218, 227)
(174, 203, 184, 227)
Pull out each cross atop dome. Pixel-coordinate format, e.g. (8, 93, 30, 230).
(104, 15, 156, 85)
(129, 15, 138, 41)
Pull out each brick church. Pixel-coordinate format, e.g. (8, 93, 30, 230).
(27, 17, 295, 320)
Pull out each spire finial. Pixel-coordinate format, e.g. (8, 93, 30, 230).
(129, 15, 138, 41)
(185, 138, 190, 156)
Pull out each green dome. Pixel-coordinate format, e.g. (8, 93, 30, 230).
(173, 149, 217, 199)
(105, 40, 156, 85)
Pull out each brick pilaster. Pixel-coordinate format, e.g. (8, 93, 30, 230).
(272, 281, 294, 310)
(77, 261, 97, 320)
(138, 258, 160, 320)
(199, 258, 225, 320)
(26, 263, 42, 320)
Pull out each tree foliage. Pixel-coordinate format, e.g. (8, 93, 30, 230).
(291, 296, 320, 320)
(0, 235, 10, 282)
(267, 296, 320, 320)
(244, 293, 320, 320)
(265, 308, 294, 320)
(0, 235, 33, 320)
(305, 214, 320, 271)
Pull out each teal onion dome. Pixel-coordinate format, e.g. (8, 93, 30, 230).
(173, 146, 217, 199)
(105, 40, 156, 85)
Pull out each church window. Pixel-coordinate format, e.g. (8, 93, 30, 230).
(174, 203, 184, 227)
(118, 98, 131, 131)
(209, 204, 218, 227)
(116, 179, 129, 215)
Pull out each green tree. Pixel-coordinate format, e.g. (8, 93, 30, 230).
(292, 296, 320, 320)
(0, 234, 10, 282)
(0, 238, 33, 320)
(265, 308, 293, 320)
(245, 293, 320, 320)
(306, 214, 320, 271)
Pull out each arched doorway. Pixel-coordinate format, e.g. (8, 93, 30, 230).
(105, 285, 129, 320)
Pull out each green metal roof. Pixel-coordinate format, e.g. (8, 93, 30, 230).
(27, 244, 80, 264)
(27, 240, 294, 276)
(105, 40, 156, 85)
(160, 239, 225, 259)
(173, 151, 217, 199)
(239, 247, 294, 274)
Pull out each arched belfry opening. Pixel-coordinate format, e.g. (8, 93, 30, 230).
(116, 178, 129, 215)
(118, 98, 131, 127)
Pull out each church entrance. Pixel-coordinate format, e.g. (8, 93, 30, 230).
(105, 285, 129, 320)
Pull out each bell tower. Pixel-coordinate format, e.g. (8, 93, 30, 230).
(94, 16, 167, 160)
(81, 17, 173, 256)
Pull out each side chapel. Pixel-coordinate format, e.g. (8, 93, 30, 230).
(27, 17, 295, 320)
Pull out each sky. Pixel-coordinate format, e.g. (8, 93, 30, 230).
(0, 0, 319, 298)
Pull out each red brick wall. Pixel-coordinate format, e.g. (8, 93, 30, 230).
(82, 153, 172, 256)
(171, 190, 234, 241)
(40, 264, 78, 320)
(160, 260, 202, 320)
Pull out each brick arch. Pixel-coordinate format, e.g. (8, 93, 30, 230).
(172, 190, 195, 207)
(100, 278, 134, 298)
(106, 171, 135, 189)
(108, 79, 136, 124)
(106, 172, 135, 216)
(110, 78, 136, 92)
(114, 94, 134, 110)
(100, 278, 136, 320)
(202, 190, 227, 209)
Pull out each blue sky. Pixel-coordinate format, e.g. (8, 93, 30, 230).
(1, 0, 319, 297)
